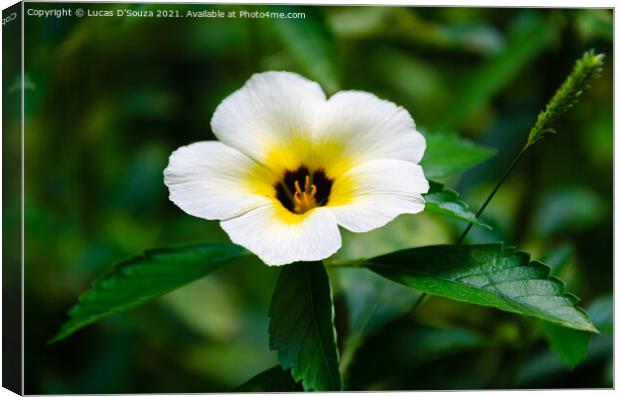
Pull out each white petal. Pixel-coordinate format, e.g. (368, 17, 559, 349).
(314, 91, 426, 174)
(328, 159, 430, 233)
(163, 141, 273, 221)
(220, 204, 341, 266)
(211, 71, 326, 169)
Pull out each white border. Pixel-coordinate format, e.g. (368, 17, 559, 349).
(0, 1, 616, 397)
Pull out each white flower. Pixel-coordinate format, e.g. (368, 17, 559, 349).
(164, 71, 429, 266)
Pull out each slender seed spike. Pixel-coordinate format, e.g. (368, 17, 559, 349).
(526, 50, 605, 148)
(458, 50, 606, 244)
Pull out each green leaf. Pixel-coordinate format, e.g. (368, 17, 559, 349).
(424, 181, 491, 228)
(421, 132, 496, 179)
(268, 262, 341, 391)
(268, 7, 340, 94)
(50, 243, 248, 343)
(438, 11, 556, 129)
(537, 321, 591, 368)
(234, 366, 301, 392)
(363, 244, 597, 332)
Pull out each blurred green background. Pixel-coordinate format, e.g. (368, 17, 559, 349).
(15, 3, 612, 393)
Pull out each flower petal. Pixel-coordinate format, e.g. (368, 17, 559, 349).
(314, 91, 426, 176)
(164, 141, 273, 221)
(220, 204, 341, 266)
(328, 159, 429, 233)
(211, 71, 326, 171)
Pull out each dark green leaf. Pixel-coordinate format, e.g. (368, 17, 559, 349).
(269, 7, 340, 93)
(538, 321, 591, 368)
(424, 181, 491, 228)
(268, 262, 341, 391)
(50, 243, 248, 343)
(364, 244, 596, 332)
(421, 132, 496, 179)
(234, 366, 301, 392)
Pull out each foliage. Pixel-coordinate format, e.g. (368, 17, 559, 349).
(49, 244, 249, 343)
(20, 4, 611, 393)
(424, 181, 491, 228)
(268, 6, 341, 94)
(421, 132, 496, 179)
(361, 244, 596, 332)
(437, 11, 557, 130)
(537, 321, 591, 368)
(268, 263, 341, 391)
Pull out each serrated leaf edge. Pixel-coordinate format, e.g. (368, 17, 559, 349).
(366, 243, 598, 333)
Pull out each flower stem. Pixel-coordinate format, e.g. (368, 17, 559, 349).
(412, 146, 529, 312)
(456, 146, 528, 244)
(411, 50, 603, 314)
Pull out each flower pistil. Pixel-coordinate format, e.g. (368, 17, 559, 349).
(293, 175, 318, 214)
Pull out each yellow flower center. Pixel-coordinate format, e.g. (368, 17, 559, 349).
(293, 175, 318, 214)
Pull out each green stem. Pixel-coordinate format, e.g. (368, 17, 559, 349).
(411, 293, 428, 310)
(456, 146, 528, 244)
(413, 146, 529, 312)
(323, 259, 365, 268)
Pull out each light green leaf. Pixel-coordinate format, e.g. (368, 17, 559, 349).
(424, 181, 491, 228)
(50, 243, 248, 343)
(538, 321, 591, 368)
(421, 132, 496, 179)
(234, 366, 300, 392)
(268, 262, 341, 391)
(269, 7, 340, 93)
(363, 244, 597, 332)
